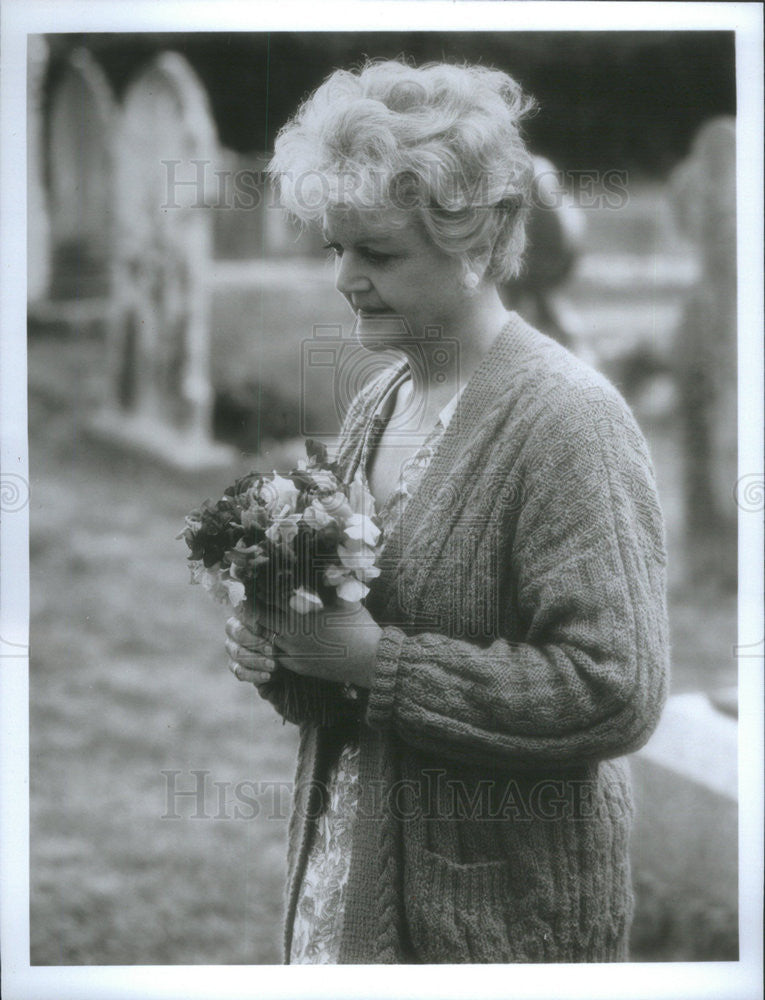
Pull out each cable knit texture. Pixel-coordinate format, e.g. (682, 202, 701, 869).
(263, 313, 670, 964)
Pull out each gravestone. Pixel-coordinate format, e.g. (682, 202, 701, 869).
(630, 692, 738, 960)
(47, 48, 115, 301)
(95, 51, 233, 470)
(27, 35, 51, 303)
(669, 117, 737, 584)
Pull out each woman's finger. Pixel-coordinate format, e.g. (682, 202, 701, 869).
(254, 604, 292, 639)
(225, 615, 262, 649)
(227, 657, 275, 686)
(224, 635, 276, 665)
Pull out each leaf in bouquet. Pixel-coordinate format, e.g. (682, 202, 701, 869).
(242, 504, 268, 542)
(177, 509, 203, 543)
(225, 471, 262, 497)
(316, 490, 353, 520)
(229, 538, 260, 567)
(202, 546, 227, 569)
(301, 499, 337, 531)
(183, 535, 206, 561)
(287, 470, 317, 492)
(305, 438, 328, 466)
(253, 540, 296, 608)
(309, 469, 341, 493)
(315, 519, 342, 552)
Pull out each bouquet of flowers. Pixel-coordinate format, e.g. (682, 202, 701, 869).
(178, 439, 381, 724)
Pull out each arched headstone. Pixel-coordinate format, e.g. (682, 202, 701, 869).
(98, 52, 232, 469)
(47, 48, 115, 300)
(669, 117, 737, 584)
(28, 35, 51, 302)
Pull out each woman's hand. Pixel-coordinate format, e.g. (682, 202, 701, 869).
(256, 600, 383, 690)
(224, 616, 278, 688)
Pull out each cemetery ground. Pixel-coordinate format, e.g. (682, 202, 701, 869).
(27, 185, 737, 965)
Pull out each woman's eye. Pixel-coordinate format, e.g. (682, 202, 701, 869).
(360, 249, 393, 265)
(322, 242, 393, 265)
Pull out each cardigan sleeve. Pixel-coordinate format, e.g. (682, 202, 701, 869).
(364, 390, 670, 770)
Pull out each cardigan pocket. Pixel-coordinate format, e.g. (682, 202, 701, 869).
(404, 844, 545, 963)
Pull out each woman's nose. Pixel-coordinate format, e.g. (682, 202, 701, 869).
(334, 254, 372, 297)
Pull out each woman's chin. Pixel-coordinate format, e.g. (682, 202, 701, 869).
(354, 313, 409, 351)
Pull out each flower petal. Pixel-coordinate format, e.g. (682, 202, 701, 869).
(289, 586, 324, 614)
(338, 543, 377, 570)
(348, 470, 376, 519)
(337, 577, 369, 603)
(221, 578, 246, 607)
(323, 565, 350, 587)
(343, 513, 381, 546)
(302, 501, 336, 530)
(356, 563, 382, 582)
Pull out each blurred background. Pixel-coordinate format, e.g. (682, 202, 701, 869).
(28, 31, 739, 964)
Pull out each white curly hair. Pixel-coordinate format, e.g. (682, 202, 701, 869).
(268, 58, 537, 282)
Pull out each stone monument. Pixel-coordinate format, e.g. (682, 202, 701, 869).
(669, 117, 737, 584)
(47, 48, 115, 301)
(94, 51, 234, 470)
(27, 35, 51, 303)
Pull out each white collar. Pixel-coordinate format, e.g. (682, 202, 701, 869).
(438, 384, 465, 430)
(373, 365, 465, 432)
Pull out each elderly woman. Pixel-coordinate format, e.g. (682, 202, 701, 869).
(225, 59, 669, 965)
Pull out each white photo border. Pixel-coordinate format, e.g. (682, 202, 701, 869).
(1, 3, 762, 999)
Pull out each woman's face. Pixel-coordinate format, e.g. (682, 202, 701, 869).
(322, 207, 467, 349)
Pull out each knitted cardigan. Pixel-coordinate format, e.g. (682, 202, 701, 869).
(260, 312, 670, 964)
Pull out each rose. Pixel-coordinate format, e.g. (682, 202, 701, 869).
(309, 468, 340, 492)
(301, 499, 338, 530)
(259, 473, 300, 517)
(316, 490, 353, 520)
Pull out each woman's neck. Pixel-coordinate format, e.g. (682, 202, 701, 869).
(404, 287, 510, 417)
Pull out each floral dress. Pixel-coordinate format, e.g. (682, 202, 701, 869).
(289, 374, 462, 964)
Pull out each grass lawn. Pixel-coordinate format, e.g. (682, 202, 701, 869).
(29, 374, 297, 964)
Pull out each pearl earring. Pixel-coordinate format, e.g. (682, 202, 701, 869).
(463, 271, 480, 291)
